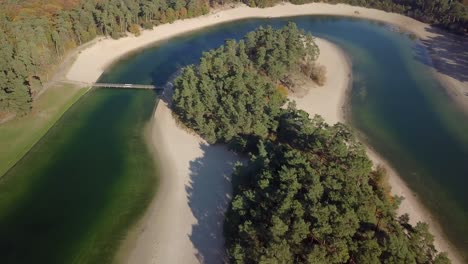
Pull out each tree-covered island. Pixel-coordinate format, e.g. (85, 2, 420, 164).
(172, 23, 450, 264)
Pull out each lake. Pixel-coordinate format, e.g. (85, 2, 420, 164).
(0, 16, 467, 263)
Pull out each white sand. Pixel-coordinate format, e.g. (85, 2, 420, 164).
(64, 3, 465, 263)
(292, 38, 351, 125)
(120, 86, 241, 263)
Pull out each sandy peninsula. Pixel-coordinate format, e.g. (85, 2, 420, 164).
(120, 39, 350, 264)
(63, 3, 465, 264)
(120, 86, 241, 264)
(119, 38, 461, 264)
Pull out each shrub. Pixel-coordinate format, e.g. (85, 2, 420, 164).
(128, 24, 141, 36)
(277, 84, 289, 97)
(141, 21, 153, 30)
(311, 64, 327, 86)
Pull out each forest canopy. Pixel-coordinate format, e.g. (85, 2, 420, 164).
(225, 113, 450, 263)
(173, 22, 319, 143)
(0, 0, 466, 115)
(0, 0, 210, 115)
(172, 24, 451, 263)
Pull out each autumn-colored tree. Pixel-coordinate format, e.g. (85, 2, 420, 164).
(128, 23, 140, 36)
(0, 0, 218, 115)
(179, 7, 188, 19)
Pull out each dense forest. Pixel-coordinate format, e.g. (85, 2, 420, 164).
(0, 0, 466, 116)
(0, 0, 210, 115)
(225, 114, 450, 263)
(172, 24, 450, 263)
(173, 22, 319, 143)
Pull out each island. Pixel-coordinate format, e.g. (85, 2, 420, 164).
(123, 22, 450, 264)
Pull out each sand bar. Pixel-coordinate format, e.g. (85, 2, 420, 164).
(121, 86, 241, 263)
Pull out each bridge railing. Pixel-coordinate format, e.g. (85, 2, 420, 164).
(92, 83, 161, 90)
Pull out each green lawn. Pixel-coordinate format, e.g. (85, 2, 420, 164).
(0, 83, 89, 177)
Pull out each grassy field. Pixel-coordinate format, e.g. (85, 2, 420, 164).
(0, 83, 88, 177)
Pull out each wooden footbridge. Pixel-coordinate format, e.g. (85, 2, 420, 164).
(59, 80, 167, 91)
(92, 82, 163, 90)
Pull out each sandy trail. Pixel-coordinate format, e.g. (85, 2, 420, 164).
(63, 3, 466, 263)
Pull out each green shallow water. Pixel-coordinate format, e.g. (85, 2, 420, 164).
(0, 89, 157, 263)
(0, 16, 467, 263)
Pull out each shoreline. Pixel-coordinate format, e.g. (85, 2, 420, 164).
(66, 3, 467, 116)
(119, 39, 352, 263)
(121, 38, 462, 263)
(62, 3, 465, 263)
(120, 86, 241, 263)
(0, 84, 89, 178)
(294, 40, 461, 263)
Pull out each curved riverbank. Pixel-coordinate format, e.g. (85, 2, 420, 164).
(66, 3, 467, 115)
(0, 89, 158, 264)
(64, 4, 465, 263)
(295, 39, 462, 264)
(119, 38, 461, 263)
(120, 38, 350, 263)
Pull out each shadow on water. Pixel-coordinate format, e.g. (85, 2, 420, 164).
(186, 143, 239, 263)
(414, 26, 468, 83)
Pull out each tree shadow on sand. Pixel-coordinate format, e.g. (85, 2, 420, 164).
(186, 143, 240, 264)
(414, 26, 468, 84)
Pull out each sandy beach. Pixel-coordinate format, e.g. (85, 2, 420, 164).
(292, 39, 351, 125)
(120, 85, 241, 263)
(63, 3, 465, 263)
(66, 2, 467, 116)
